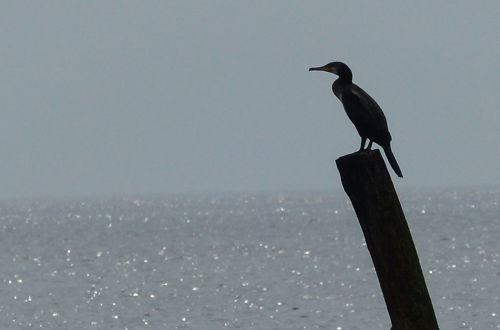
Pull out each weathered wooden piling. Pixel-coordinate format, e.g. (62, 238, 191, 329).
(336, 149, 439, 330)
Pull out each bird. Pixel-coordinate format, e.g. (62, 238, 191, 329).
(309, 61, 403, 177)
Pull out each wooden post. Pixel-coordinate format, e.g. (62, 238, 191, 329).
(335, 149, 439, 330)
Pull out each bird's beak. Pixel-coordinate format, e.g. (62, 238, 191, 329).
(309, 65, 332, 73)
(309, 65, 326, 72)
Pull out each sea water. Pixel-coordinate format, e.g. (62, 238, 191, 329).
(0, 187, 498, 329)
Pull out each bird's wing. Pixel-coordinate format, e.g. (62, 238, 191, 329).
(342, 84, 391, 141)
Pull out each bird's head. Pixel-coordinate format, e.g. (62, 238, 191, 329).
(309, 61, 352, 80)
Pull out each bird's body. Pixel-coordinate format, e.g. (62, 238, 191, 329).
(309, 62, 403, 177)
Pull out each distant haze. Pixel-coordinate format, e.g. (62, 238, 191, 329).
(0, 1, 498, 198)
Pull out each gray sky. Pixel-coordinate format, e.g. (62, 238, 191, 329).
(0, 1, 498, 198)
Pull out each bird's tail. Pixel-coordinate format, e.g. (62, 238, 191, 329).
(383, 144, 403, 178)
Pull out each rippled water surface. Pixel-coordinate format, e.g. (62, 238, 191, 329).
(0, 187, 498, 329)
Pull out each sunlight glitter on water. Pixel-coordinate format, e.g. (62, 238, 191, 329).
(0, 188, 498, 329)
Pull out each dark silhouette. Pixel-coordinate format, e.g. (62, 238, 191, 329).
(309, 62, 403, 177)
(336, 151, 438, 329)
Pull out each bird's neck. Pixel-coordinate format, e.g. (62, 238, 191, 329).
(333, 76, 352, 90)
(336, 74, 352, 84)
(332, 78, 351, 101)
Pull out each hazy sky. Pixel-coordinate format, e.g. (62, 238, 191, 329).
(0, 1, 498, 198)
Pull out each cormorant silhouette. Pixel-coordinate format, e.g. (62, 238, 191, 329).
(309, 61, 403, 177)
